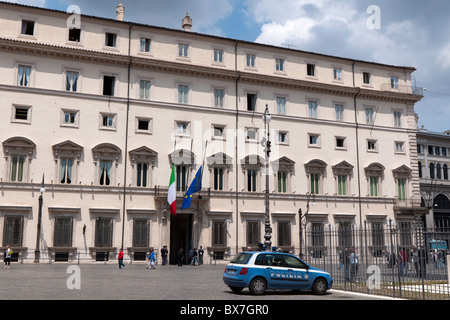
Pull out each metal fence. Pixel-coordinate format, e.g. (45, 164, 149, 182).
(303, 219, 450, 300)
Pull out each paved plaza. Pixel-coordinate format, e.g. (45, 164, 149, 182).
(0, 262, 394, 301)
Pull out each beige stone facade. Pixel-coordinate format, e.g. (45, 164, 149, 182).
(0, 2, 425, 264)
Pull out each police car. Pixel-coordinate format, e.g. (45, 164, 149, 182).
(223, 251, 333, 295)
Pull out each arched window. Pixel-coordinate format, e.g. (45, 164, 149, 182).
(434, 194, 450, 210)
(444, 164, 449, 180)
(436, 163, 442, 179)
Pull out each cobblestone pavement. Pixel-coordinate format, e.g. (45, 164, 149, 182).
(0, 262, 392, 301)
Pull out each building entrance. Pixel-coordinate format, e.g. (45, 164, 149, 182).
(169, 213, 193, 265)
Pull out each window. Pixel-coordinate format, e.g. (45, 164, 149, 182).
(444, 164, 449, 180)
(435, 146, 441, 156)
(310, 223, 325, 258)
(430, 163, 435, 179)
(176, 165, 187, 192)
(60, 158, 74, 184)
(178, 43, 189, 57)
(246, 128, 257, 141)
(275, 58, 285, 72)
(212, 221, 226, 246)
(133, 219, 149, 247)
(337, 175, 347, 195)
(277, 171, 287, 193)
(178, 84, 189, 104)
(139, 80, 151, 100)
(307, 64, 316, 76)
(13, 105, 31, 123)
(365, 108, 374, 124)
(310, 173, 320, 194)
(363, 72, 371, 84)
(417, 144, 423, 154)
(213, 126, 225, 138)
(395, 142, 404, 153)
(105, 33, 117, 47)
(136, 117, 151, 133)
(21, 20, 35, 36)
(333, 68, 342, 80)
(247, 93, 257, 111)
(17, 65, 31, 87)
(214, 89, 225, 107)
(53, 217, 73, 247)
(68, 28, 81, 42)
(397, 178, 406, 201)
(213, 49, 224, 63)
(99, 160, 112, 186)
(246, 54, 256, 67)
(276, 96, 286, 114)
(277, 132, 288, 144)
(278, 221, 291, 247)
(436, 163, 442, 179)
(367, 140, 377, 151)
(394, 111, 402, 127)
(443, 148, 448, 157)
(100, 113, 116, 129)
(136, 163, 148, 187)
(247, 221, 260, 247)
(369, 177, 379, 197)
(213, 167, 224, 191)
(335, 104, 344, 121)
(428, 146, 434, 155)
(308, 100, 317, 118)
(95, 218, 113, 247)
(336, 137, 346, 149)
(418, 161, 423, 178)
(10, 155, 25, 182)
(66, 71, 79, 92)
(390, 76, 398, 89)
(247, 170, 258, 192)
(103, 75, 115, 96)
(61, 109, 79, 127)
(2, 216, 24, 247)
(140, 38, 151, 52)
(176, 122, 189, 135)
(308, 134, 320, 147)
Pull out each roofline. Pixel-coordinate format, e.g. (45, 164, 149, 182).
(0, 1, 417, 72)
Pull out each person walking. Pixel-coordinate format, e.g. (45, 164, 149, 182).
(349, 248, 359, 282)
(147, 249, 156, 269)
(198, 246, 204, 265)
(399, 247, 409, 277)
(4, 245, 11, 269)
(118, 249, 125, 269)
(161, 246, 168, 266)
(190, 248, 198, 266)
(178, 248, 184, 267)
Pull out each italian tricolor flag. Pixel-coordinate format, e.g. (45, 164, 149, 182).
(168, 166, 176, 216)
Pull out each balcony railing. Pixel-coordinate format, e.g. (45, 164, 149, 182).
(380, 83, 424, 95)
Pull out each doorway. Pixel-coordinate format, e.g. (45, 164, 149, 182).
(169, 214, 193, 265)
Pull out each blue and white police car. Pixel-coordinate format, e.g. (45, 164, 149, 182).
(223, 251, 333, 295)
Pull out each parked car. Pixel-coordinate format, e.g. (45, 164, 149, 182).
(223, 251, 333, 295)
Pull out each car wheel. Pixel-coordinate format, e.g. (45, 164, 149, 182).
(249, 277, 266, 295)
(229, 286, 244, 294)
(312, 278, 328, 295)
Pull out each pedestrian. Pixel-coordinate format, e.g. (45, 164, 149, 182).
(118, 248, 125, 269)
(198, 246, 204, 265)
(349, 248, 359, 282)
(161, 246, 168, 266)
(190, 248, 198, 266)
(399, 247, 409, 277)
(4, 245, 11, 269)
(178, 248, 184, 267)
(147, 249, 156, 269)
(188, 248, 193, 265)
(257, 242, 264, 251)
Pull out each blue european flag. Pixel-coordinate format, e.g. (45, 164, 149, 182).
(181, 166, 203, 210)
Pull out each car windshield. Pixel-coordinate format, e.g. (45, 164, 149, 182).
(231, 252, 253, 264)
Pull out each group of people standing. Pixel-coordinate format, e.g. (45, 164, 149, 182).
(339, 248, 360, 282)
(177, 246, 204, 267)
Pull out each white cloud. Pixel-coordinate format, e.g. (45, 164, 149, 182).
(438, 44, 450, 69)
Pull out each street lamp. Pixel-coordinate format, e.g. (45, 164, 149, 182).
(34, 174, 45, 263)
(262, 104, 272, 250)
(298, 193, 315, 259)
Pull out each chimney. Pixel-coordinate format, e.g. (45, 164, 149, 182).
(182, 11, 192, 32)
(116, 3, 125, 21)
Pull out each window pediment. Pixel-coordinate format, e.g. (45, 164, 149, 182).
(241, 154, 265, 170)
(392, 165, 412, 179)
(92, 143, 121, 164)
(129, 146, 158, 166)
(169, 149, 195, 165)
(365, 162, 385, 178)
(332, 160, 354, 176)
(52, 140, 83, 160)
(207, 152, 233, 168)
(3, 137, 36, 157)
(305, 159, 327, 175)
(272, 156, 295, 173)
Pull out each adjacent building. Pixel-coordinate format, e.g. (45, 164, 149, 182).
(0, 2, 425, 264)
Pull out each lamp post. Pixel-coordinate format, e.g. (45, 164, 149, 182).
(262, 104, 272, 250)
(34, 174, 45, 263)
(298, 193, 315, 259)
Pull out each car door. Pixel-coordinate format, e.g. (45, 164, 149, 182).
(281, 255, 311, 290)
(258, 253, 291, 289)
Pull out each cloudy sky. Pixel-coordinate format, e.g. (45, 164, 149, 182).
(6, 0, 450, 132)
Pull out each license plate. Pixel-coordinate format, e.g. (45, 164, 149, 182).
(227, 268, 237, 275)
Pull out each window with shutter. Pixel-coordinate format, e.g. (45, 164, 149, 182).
(95, 218, 113, 247)
(133, 219, 149, 247)
(247, 221, 260, 247)
(2, 216, 24, 247)
(53, 217, 73, 247)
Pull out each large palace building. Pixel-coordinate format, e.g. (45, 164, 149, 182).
(0, 2, 426, 264)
